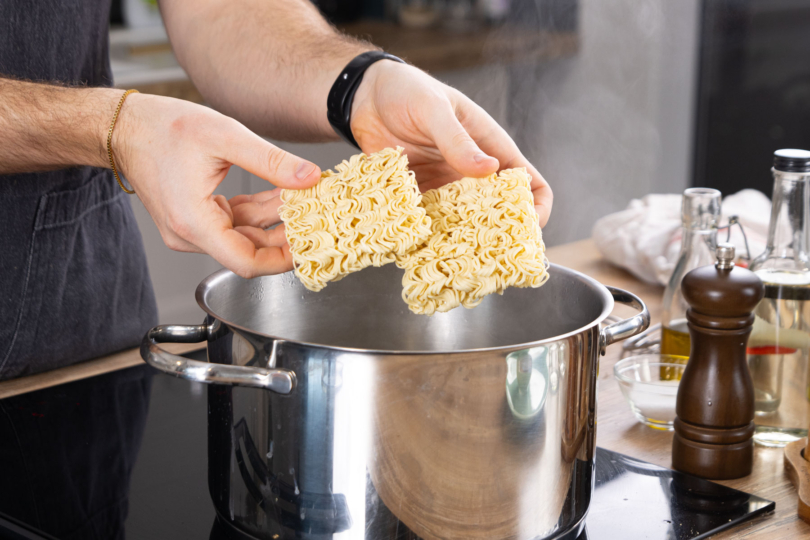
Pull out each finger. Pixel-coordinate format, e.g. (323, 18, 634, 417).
(426, 101, 499, 178)
(231, 196, 284, 229)
(416, 153, 552, 226)
(228, 194, 251, 207)
(492, 152, 553, 227)
(160, 229, 204, 254)
(495, 155, 552, 227)
(455, 103, 553, 226)
(213, 194, 234, 223)
(229, 189, 282, 208)
(454, 98, 526, 173)
(200, 226, 293, 277)
(220, 125, 321, 190)
(234, 224, 288, 248)
(162, 197, 224, 254)
(529, 167, 553, 228)
(177, 199, 293, 277)
(409, 161, 464, 191)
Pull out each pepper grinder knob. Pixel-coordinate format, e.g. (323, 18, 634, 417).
(671, 242, 764, 480)
(715, 243, 736, 270)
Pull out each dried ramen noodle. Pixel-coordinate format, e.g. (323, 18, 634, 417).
(396, 169, 549, 315)
(280, 147, 431, 292)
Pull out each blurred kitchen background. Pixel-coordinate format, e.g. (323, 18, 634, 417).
(109, 0, 810, 323)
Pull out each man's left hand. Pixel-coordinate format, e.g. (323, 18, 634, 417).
(350, 60, 552, 227)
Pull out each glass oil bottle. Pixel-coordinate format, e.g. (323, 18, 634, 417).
(660, 188, 721, 379)
(748, 149, 810, 447)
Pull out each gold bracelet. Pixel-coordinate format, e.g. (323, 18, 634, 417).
(107, 89, 139, 194)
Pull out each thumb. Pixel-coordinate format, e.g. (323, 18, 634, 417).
(221, 126, 321, 189)
(428, 103, 499, 178)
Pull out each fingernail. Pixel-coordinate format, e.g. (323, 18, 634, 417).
(474, 152, 489, 164)
(295, 162, 317, 180)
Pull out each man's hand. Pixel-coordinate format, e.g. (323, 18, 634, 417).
(0, 77, 320, 278)
(115, 93, 321, 278)
(350, 61, 553, 227)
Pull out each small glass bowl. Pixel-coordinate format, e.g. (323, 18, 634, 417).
(613, 354, 688, 431)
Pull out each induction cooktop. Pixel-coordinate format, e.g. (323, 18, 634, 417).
(0, 350, 774, 540)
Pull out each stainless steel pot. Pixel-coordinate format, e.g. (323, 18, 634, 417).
(141, 264, 649, 540)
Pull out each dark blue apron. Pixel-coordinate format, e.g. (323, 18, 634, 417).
(0, 0, 158, 380)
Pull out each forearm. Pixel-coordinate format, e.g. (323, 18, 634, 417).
(161, 0, 374, 142)
(0, 78, 119, 174)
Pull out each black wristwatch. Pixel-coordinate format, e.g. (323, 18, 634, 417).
(327, 51, 405, 149)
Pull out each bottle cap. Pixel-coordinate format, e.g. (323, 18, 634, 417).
(774, 149, 810, 173)
(682, 188, 721, 230)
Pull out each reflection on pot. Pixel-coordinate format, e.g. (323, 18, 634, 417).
(208, 341, 373, 540)
(232, 417, 352, 535)
(370, 334, 592, 540)
(506, 347, 549, 419)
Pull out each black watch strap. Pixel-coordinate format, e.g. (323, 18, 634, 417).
(327, 51, 405, 149)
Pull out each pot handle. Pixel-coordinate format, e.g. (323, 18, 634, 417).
(140, 324, 296, 394)
(600, 287, 651, 355)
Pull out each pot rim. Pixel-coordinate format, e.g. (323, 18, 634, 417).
(194, 263, 615, 355)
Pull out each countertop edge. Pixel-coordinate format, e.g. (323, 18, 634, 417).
(0, 342, 204, 399)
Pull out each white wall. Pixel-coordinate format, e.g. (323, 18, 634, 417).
(506, 0, 701, 246)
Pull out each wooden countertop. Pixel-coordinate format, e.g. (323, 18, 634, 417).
(0, 342, 202, 400)
(0, 238, 805, 538)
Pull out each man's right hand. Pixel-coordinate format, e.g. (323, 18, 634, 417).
(0, 78, 323, 278)
(114, 93, 321, 278)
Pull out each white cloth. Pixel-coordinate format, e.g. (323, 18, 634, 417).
(591, 189, 772, 285)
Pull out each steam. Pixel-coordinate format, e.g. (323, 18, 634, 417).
(469, 0, 700, 247)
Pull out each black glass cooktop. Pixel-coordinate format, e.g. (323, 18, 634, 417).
(0, 351, 775, 540)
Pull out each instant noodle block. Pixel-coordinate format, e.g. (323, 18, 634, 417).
(397, 168, 549, 315)
(280, 147, 431, 292)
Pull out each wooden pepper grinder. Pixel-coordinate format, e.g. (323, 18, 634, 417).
(672, 243, 764, 480)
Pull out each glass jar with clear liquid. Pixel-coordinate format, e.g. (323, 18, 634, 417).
(748, 149, 810, 447)
(660, 188, 721, 376)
